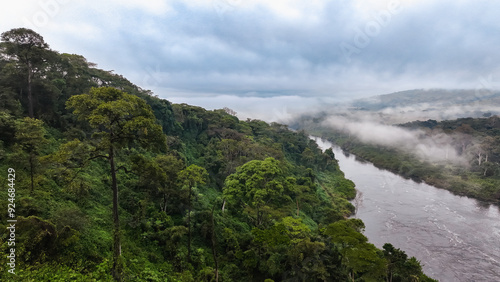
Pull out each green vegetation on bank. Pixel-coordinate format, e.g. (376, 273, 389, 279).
(304, 116, 500, 203)
(0, 28, 433, 281)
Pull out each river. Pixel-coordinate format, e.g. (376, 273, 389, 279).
(313, 137, 500, 281)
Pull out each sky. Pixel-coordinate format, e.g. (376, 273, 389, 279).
(2, 0, 500, 121)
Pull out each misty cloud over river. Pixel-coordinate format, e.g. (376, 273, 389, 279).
(321, 115, 466, 164)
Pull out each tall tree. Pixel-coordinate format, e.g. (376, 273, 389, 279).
(154, 155, 185, 212)
(223, 157, 294, 227)
(66, 87, 165, 281)
(14, 117, 48, 192)
(1, 28, 50, 118)
(178, 164, 208, 264)
(131, 154, 185, 212)
(324, 219, 386, 281)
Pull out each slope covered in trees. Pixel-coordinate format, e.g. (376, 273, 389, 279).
(0, 28, 433, 281)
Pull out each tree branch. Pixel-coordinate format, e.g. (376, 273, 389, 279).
(116, 165, 136, 175)
(88, 154, 109, 161)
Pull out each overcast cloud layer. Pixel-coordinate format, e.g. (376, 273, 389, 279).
(2, 0, 500, 120)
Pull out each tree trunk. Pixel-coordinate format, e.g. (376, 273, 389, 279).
(211, 205, 219, 282)
(296, 199, 300, 216)
(29, 152, 34, 193)
(162, 194, 167, 212)
(109, 146, 122, 281)
(27, 61, 34, 118)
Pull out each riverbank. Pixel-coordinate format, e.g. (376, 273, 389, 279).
(317, 132, 500, 204)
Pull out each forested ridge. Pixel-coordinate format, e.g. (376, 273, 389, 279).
(0, 28, 433, 281)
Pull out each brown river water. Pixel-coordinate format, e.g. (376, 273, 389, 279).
(313, 137, 500, 281)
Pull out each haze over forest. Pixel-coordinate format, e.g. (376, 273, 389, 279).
(2, 0, 500, 121)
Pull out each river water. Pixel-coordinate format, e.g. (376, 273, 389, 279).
(313, 137, 500, 281)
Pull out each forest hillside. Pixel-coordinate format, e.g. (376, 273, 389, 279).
(0, 28, 433, 281)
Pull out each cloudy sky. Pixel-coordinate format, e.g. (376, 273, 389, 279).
(2, 0, 500, 121)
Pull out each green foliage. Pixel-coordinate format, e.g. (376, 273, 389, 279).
(252, 223, 291, 247)
(0, 112, 17, 147)
(11, 117, 49, 192)
(383, 243, 437, 282)
(224, 158, 295, 227)
(66, 87, 166, 152)
(324, 220, 387, 280)
(1, 28, 55, 119)
(324, 219, 367, 247)
(0, 27, 434, 281)
(66, 86, 167, 280)
(179, 164, 208, 188)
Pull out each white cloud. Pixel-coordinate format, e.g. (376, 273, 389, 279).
(165, 94, 322, 123)
(321, 114, 467, 164)
(108, 0, 172, 16)
(2, 0, 500, 111)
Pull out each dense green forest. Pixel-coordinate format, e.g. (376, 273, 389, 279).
(0, 28, 433, 281)
(299, 113, 500, 203)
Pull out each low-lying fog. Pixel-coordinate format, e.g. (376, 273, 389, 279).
(291, 90, 500, 166)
